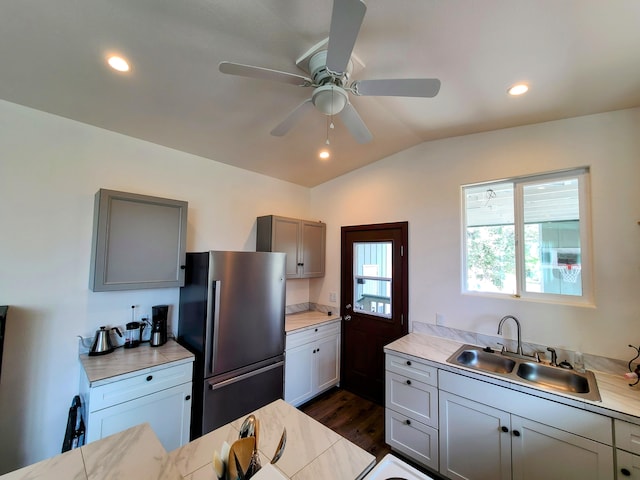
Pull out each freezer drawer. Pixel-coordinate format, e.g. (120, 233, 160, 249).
(202, 361, 284, 434)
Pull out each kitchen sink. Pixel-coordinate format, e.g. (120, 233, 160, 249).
(452, 347, 516, 374)
(516, 362, 591, 394)
(446, 344, 601, 402)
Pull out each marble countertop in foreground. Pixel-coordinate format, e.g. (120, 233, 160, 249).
(385, 332, 640, 424)
(79, 339, 194, 385)
(170, 399, 375, 480)
(285, 311, 341, 333)
(1, 400, 375, 480)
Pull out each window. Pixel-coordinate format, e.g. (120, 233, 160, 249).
(462, 168, 592, 303)
(353, 242, 392, 318)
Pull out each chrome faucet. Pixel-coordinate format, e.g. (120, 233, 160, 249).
(497, 315, 524, 355)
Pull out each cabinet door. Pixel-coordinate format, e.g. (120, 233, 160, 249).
(90, 189, 188, 291)
(87, 382, 192, 451)
(439, 391, 511, 480)
(272, 217, 301, 278)
(300, 220, 325, 278)
(617, 450, 640, 479)
(284, 342, 314, 406)
(314, 333, 340, 393)
(511, 415, 614, 480)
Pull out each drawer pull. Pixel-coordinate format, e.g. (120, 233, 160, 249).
(405, 419, 411, 425)
(146, 375, 153, 382)
(406, 380, 412, 385)
(185, 395, 191, 401)
(315, 328, 318, 332)
(501, 426, 509, 433)
(406, 360, 412, 366)
(621, 468, 631, 476)
(512, 430, 521, 437)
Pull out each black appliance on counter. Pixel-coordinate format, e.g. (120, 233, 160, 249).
(178, 251, 286, 439)
(150, 305, 169, 347)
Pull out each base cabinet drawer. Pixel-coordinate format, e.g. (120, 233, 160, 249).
(617, 450, 640, 479)
(385, 408, 438, 471)
(386, 371, 438, 428)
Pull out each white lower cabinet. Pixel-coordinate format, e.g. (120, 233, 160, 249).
(615, 420, 640, 479)
(285, 321, 340, 406)
(439, 391, 510, 480)
(81, 361, 193, 451)
(438, 370, 614, 480)
(385, 353, 439, 471)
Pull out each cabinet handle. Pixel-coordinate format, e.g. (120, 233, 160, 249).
(312, 349, 316, 353)
(180, 265, 186, 270)
(146, 375, 153, 382)
(297, 263, 304, 266)
(405, 419, 411, 425)
(315, 328, 318, 332)
(406, 380, 412, 385)
(406, 360, 412, 366)
(512, 430, 521, 437)
(501, 426, 509, 433)
(621, 468, 631, 477)
(185, 395, 191, 401)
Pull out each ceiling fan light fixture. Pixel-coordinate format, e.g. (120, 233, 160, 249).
(319, 149, 330, 159)
(507, 83, 529, 96)
(312, 85, 348, 115)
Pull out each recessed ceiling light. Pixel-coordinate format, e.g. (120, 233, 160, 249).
(507, 83, 529, 96)
(107, 55, 130, 72)
(319, 149, 330, 159)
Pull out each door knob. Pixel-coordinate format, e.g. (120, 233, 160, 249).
(345, 304, 352, 310)
(344, 315, 352, 321)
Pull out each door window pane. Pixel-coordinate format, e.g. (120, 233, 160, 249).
(353, 242, 392, 318)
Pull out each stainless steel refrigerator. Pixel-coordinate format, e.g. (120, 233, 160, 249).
(178, 251, 286, 439)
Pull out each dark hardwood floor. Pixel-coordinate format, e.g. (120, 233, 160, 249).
(299, 387, 391, 463)
(299, 387, 446, 479)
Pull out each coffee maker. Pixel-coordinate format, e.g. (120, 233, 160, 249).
(150, 305, 168, 347)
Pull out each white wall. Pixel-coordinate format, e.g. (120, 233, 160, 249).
(0, 100, 311, 473)
(310, 108, 640, 361)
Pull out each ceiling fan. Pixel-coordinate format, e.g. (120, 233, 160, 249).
(218, 0, 441, 144)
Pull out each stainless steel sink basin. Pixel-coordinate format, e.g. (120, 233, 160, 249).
(516, 362, 591, 394)
(451, 347, 516, 374)
(446, 344, 602, 401)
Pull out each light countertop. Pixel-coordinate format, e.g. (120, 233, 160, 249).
(1, 400, 375, 480)
(170, 399, 375, 480)
(285, 311, 341, 333)
(79, 339, 194, 385)
(385, 332, 640, 424)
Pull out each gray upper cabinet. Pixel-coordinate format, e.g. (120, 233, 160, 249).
(256, 215, 325, 278)
(89, 189, 188, 291)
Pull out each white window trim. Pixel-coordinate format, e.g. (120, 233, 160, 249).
(461, 168, 594, 307)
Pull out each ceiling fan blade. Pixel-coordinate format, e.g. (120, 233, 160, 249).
(270, 99, 314, 137)
(326, 0, 367, 74)
(219, 62, 312, 87)
(339, 102, 372, 144)
(353, 78, 441, 98)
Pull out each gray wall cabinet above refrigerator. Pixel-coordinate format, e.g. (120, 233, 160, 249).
(256, 215, 326, 279)
(89, 189, 188, 291)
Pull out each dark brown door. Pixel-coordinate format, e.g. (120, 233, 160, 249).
(340, 222, 408, 404)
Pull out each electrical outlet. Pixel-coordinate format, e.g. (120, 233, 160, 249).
(436, 312, 445, 326)
(329, 292, 337, 303)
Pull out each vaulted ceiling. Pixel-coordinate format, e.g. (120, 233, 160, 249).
(1, 1, 639, 187)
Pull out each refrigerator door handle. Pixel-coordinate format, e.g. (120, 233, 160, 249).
(205, 279, 221, 376)
(207, 361, 284, 391)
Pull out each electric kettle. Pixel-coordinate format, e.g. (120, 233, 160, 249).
(89, 326, 122, 356)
